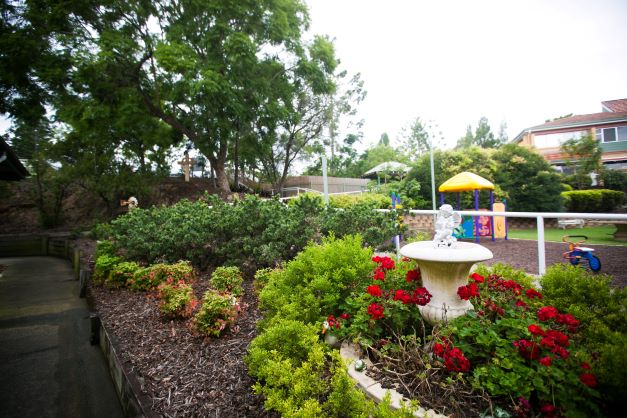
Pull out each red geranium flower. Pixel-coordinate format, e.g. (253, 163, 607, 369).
(513, 339, 540, 360)
(373, 267, 385, 281)
(556, 313, 580, 331)
(539, 356, 552, 367)
(457, 285, 470, 300)
(528, 324, 545, 336)
(470, 272, 485, 283)
(580, 373, 598, 388)
(526, 288, 543, 299)
(380, 257, 395, 270)
(443, 347, 470, 373)
(433, 343, 446, 357)
(412, 287, 432, 306)
(372, 256, 382, 263)
(367, 303, 385, 320)
(545, 330, 570, 347)
(537, 306, 559, 321)
(367, 284, 382, 297)
(581, 362, 591, 370)
(515, 299, 528, 309)
(339, 313, 350, 320)
(540, 404, 558, 417)
(393, 289, 411, 304)
(405, 269, 420, 282)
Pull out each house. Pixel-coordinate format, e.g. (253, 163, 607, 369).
(512, 99, 627, 172)
(0, 137, 30, 180)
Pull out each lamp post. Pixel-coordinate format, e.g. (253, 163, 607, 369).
(427, 122, 443, 218)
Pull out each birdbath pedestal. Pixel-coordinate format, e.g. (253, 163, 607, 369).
(400, 241, 493, 325)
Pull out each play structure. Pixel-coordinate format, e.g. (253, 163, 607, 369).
(438, 172, 507, 242)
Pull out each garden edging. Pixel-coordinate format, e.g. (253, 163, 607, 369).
(339, 342, 448, 418)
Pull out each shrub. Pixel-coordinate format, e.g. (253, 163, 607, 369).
(329, 192, 390, 209)
(92, 254, 122, 285)
(106, 261, 141, 288)
(129, 261, 194, 291)
(253, 267, 280, 296)
(561, 189, 624, 212)
(258, 235, 374, 327)
(320, 204, 400, 249)
(210, 266, 243, 296)
(540, 264, 627, 413)
(94, 240, 116, 259)
(157, 278, 197, 318)
(601, 169, 627, 191)
(193, 290, 240, 337)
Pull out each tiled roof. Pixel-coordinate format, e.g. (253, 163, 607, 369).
(602, 98, 627, 112)
(528, 111, 627, 130)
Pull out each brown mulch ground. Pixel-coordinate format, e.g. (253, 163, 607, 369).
(83, 237, 627, 417)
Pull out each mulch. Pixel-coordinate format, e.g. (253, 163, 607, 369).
(83, 237, 626, 417)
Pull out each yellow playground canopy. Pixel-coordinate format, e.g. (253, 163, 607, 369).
(438, 171, 494, 193)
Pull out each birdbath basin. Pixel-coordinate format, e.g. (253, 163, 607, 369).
(400, 241, 493, 325)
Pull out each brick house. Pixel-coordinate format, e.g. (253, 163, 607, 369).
(512, 99, 627, 172)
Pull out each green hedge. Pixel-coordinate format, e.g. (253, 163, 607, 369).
(561, 189, 624, 212)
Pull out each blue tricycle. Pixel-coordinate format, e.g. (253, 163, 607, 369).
(562, 235, 601, 272)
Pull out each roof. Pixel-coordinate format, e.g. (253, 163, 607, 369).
(0, 137, 30, 181)
(602, 98, 627, 112)
(438, 172, 494, 193)
(363, 161, 410, 177)
(512, 111, 627, 142)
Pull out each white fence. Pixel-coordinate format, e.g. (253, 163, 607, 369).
(383, 209, 627, 275)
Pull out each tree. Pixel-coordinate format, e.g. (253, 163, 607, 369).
(456, 117, 504, 149)
(378, 132, 390, 146)
(560, 134, 603, 189)
(399, 117, 430, 159)
(492, 144, 564, 212)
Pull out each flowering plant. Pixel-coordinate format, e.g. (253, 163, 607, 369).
(193, 290, 240, 337)
(157, 278, 198, 318)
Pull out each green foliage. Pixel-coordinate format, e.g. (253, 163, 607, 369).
(157, 279, 197, 318)
(601, 169, 627, 191)
(106, 261, 141, 288)
(472, 263, 536, 289)
(560, 135, 603, 190)
(129, 261, 194, 291)
(258, 235, 374, 326)
(193, 290, 239, 337)
(561, 189, 624, 212)
(492, 144, 565, 212)
(320, 205, 399, 249)
(92, 254, 122, 285)
(540, 264, 627, 412)
(253, 267, 281, 296)
(94, 240, 116, 259)
(456, 117, 504, 149)
(247, 318, 407, 417)
(330, 193, 390, 209)
(210, 266, 243, 297)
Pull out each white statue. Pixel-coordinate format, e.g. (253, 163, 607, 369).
(433, 204, 462, 247)
(120, 196, 139, 210)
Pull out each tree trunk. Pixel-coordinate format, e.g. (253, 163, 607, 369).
(211, 157, 232, 199)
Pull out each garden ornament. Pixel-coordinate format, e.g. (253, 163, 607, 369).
(120, 196, 139, 210)
(433, 204, 462, 248)
(354, 359, 365, 372)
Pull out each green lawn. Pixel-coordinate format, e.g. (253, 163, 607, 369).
(508, 226, 627, 246)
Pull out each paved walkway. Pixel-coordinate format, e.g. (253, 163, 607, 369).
(0, 257, 123, 418)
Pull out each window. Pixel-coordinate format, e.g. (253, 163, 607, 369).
(597, 125, 627, 143)
(534, 130, 586, 148)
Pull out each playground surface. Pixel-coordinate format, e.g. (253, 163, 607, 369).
(477, 238, 627, 287)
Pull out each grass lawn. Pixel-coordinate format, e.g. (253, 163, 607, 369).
(508, 225, 627, 246)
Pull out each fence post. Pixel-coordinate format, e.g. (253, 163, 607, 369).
(73, 248, 81, 280)
(537, 216, 546, 276)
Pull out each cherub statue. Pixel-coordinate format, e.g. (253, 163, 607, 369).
(120, 196, 139, 210)
(433, 204, 462, 247)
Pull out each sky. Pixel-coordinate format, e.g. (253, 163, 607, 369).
(304, 0, 627, 150)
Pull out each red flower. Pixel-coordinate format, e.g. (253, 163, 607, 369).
(367, 284, 382, 297)
(540, 404, 558, 417)
(443, 347, 470, 373)
(411, 287, 432, 306)
(580, 373, 598, 388)
(470, 272, 485, 283)
(545, 330, 569, 347)
(537, 306, 559, 321)
(525, 288, 543, 299)
(581, 362, 591, 370)
(380, 257, 395, 270)
(433, 343, 446, 357)
(367, 303, 385, 320)
(339, 313, 350, 320)
(528, 324, 545, 336)
(515, 299, 528, 309)
(405, 269, 420, 282)
(513, 339, 540, 360)
(556, 313, 580, 331)
(539, 356, 552, 367)
(372, 256, 382, 263)
(393, 289, 411, 304)
(457, 282, 479, 300)
(551, 345, 570, 359)
(373, 267, 385, 281)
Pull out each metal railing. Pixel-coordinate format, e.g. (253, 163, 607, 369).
(381, 209, 627, 275)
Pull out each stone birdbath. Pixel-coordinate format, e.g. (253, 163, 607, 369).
(400, 205, 493, 325)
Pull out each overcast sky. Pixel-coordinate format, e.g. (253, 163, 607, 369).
(305, 0, 627, 150)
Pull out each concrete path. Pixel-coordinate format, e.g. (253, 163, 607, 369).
(0, 257, 123, 418)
